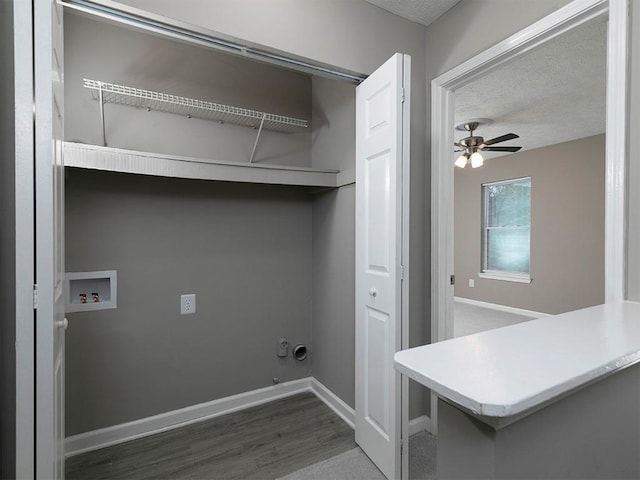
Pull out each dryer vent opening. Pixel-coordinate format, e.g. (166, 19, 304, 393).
(292, 344, 307, 361)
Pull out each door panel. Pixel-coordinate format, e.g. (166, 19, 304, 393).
(355, 53, 409, 480)
(365, 307, 390, 437)
(365, 151, 392, 273)
(35, 0, 65, 477)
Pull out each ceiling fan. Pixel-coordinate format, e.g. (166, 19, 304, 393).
(454, 120, 522, 168)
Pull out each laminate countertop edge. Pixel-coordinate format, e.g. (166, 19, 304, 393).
(394, 301, 640, 425)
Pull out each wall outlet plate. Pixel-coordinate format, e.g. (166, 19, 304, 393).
(180, 294, 196, 315)
(277, 337, 289, 357)
(469, 279, 475, 288)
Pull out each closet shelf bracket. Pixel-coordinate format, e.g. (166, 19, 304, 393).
(98, 82, 107, 147)
(249, 113, 267, 164)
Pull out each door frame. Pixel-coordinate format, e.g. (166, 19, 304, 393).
(32, 1, 412, 476)
(13, 0, 37, 477)
(34, 0, 66, 477)
(430, 0, 628, 432)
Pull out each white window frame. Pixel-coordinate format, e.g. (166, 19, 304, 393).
(480, 177, 532, 283)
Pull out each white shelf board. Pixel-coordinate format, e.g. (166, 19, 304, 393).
(395, 301, 640, 424)
(63, 142, 340, 187)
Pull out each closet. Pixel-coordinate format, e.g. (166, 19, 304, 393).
(63, 8, 357, 443)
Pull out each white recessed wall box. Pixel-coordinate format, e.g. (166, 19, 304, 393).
(65, 270, 117, 313)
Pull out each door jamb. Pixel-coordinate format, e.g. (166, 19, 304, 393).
(430, 0, 628, 433)
(13, 0, 36, 477)
(34, 0, 58, 475)
(400, 54, 411, 480)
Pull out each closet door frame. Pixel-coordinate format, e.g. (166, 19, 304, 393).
(12, 0, 37, 477)
(43, 3, 413, 477)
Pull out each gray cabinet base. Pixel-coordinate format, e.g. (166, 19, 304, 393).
(437, 364, 640, 479)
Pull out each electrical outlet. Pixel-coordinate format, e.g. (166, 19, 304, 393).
(469, 279, 475, 288)
(277, 338, 289, 357)
(180, 294, 196, 315)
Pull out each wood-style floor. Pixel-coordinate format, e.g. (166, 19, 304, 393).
(66, 392, 356, 480)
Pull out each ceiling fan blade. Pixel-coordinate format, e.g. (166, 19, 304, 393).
(482, 146, 522, 152)
(483, 133, 519, 146)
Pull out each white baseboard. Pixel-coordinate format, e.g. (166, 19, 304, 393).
(309, 378, 431, 436)
(408, 415, 433, 436)
(65, 377, 313, 457)
(454, 296, 550, 318)
(310, 378, 355, 429)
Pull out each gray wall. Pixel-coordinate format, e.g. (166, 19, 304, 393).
(437, 364, 640, 479)
(310, 76, 357, 407)
(114, 0, 426, 76)
(310, 76, 356, 173)
(66, 170, 313, 435)
(312, 186, 356, 406)
(425, 0, 572, 78)
(628, 0, 640, 302)
(86, 0, 430, 421)
(454, 135, 605, 314)
(65, 12, 312, 167)
(64, 14, 320, 435)
(0, 0, 17, 475)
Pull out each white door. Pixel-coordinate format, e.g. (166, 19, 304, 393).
(355, 53, 410, 480)
(35, 0, 66, 477)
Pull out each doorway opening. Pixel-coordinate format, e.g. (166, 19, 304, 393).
(430, 0, 628, 430)
(452, 16, 607, 337)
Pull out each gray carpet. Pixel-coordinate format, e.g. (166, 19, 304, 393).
(279, 448, 385, 480)
(279, 431, 436, 480)
(454, 300, 537, 337)
(408, 431, 436, 479)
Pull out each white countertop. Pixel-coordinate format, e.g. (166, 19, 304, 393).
(394, 301, 640, 419)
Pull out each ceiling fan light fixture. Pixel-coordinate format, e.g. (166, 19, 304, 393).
(455, 154, 468, 168)
(453, 121, 522, 168)
(470, 151, 484, 168)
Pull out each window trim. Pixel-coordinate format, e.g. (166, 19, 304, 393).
(481, 176, 531, 279)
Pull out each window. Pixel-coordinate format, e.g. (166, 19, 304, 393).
(480, 177, 531, 283)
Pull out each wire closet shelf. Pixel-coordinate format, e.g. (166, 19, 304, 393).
(83, 79, 309, 133)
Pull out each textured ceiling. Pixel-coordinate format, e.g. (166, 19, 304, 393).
(364, 0, 461, 26)
(363, 1, 606, 159)
(454, 17, 607, 159)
